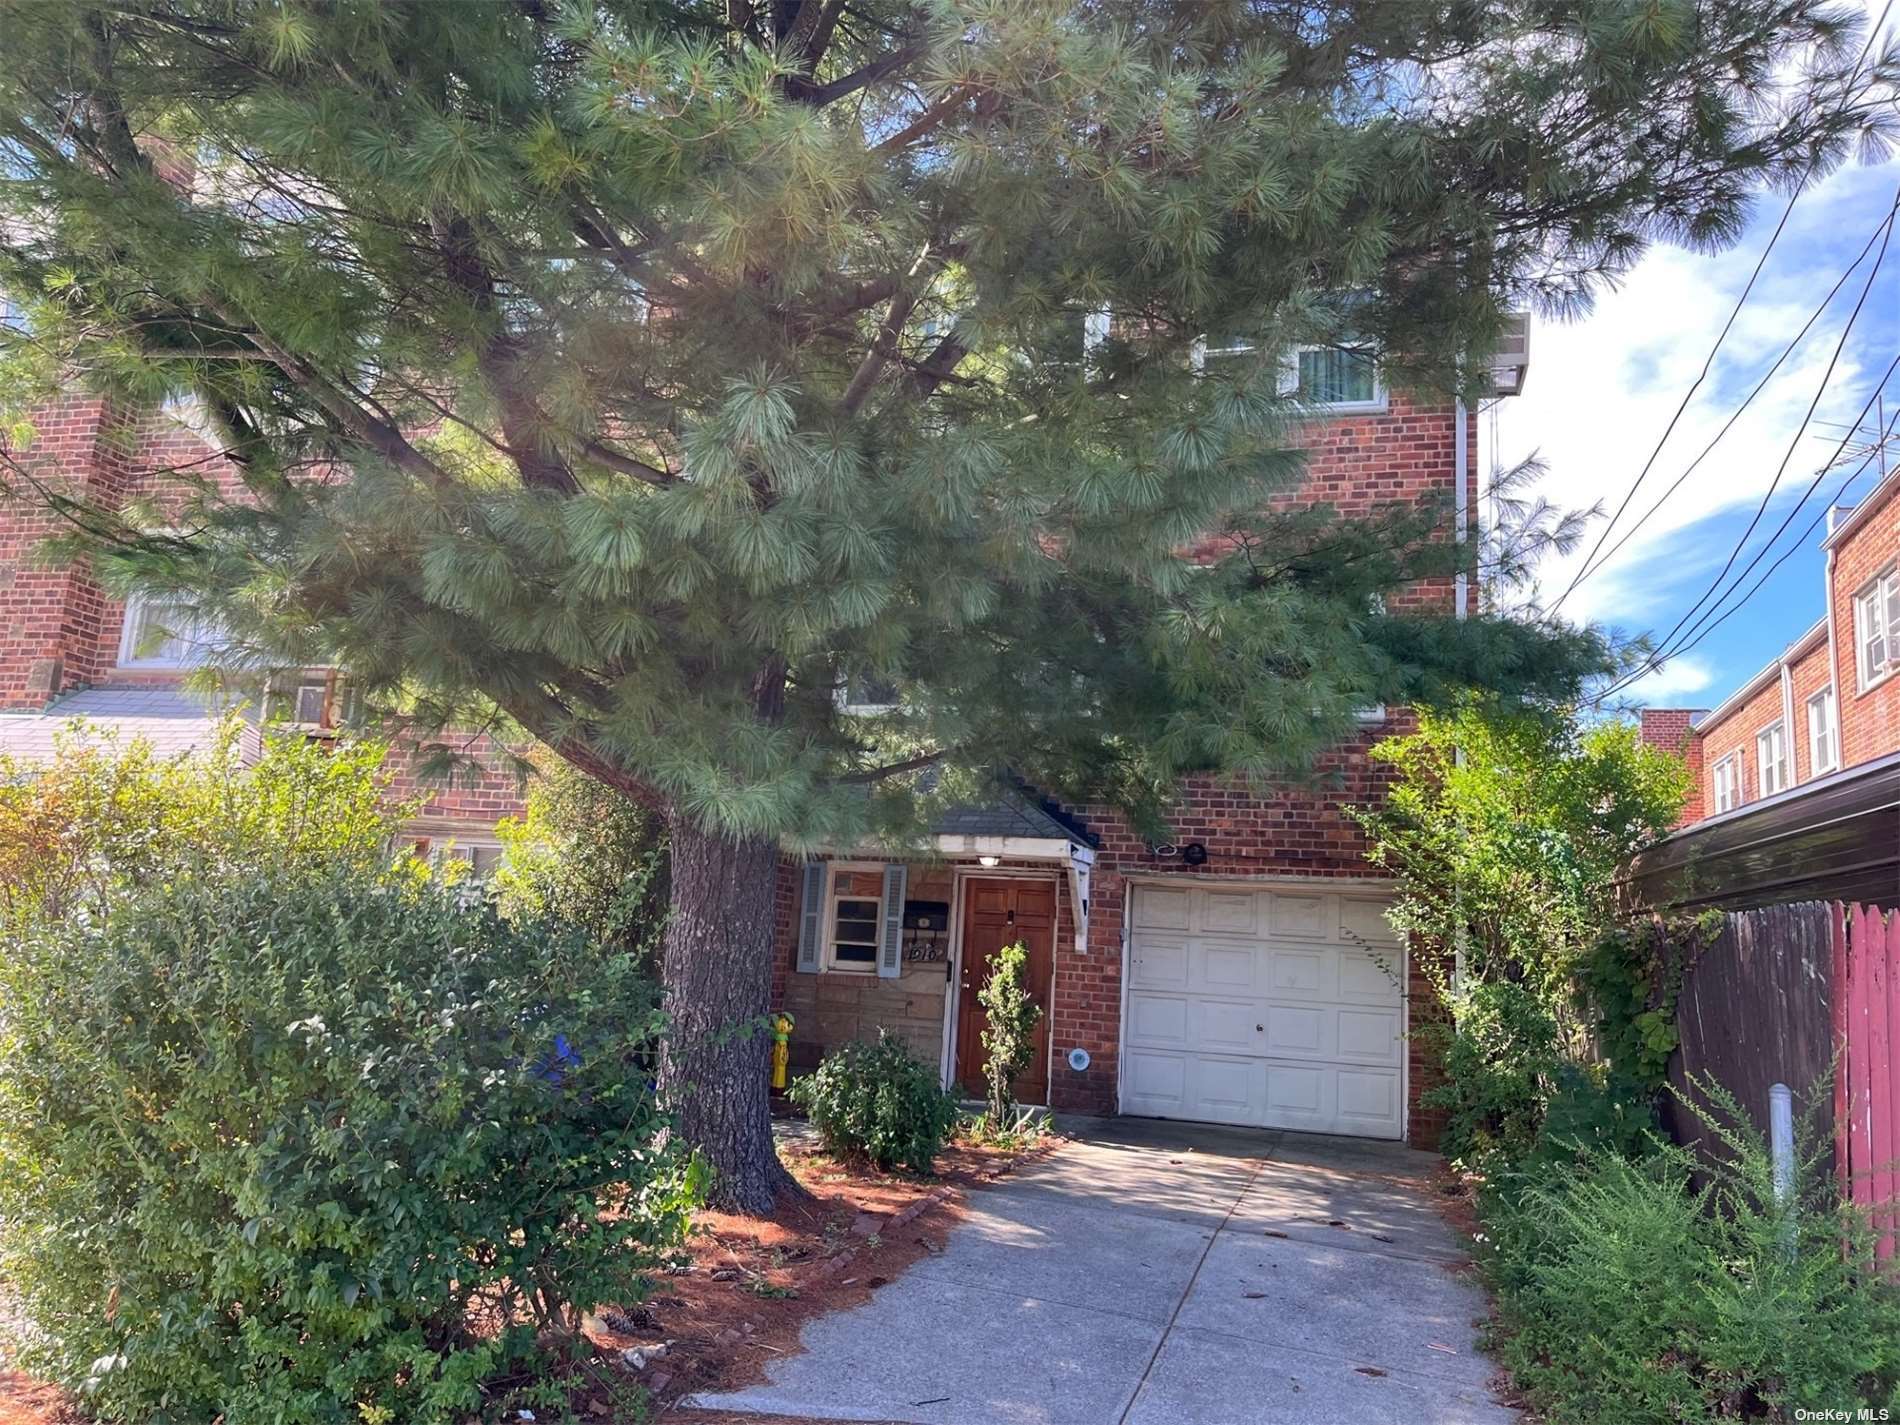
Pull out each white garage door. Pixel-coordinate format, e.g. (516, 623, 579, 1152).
(1120, 881, 1406, 1139)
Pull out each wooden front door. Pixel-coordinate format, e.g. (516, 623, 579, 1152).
(955, 878, 1057, 1106)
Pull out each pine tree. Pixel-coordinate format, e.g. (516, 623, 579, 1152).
(0, 0, 1889, 1211)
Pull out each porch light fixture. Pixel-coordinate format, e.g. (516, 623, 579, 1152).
(977, 854, 1001, 867)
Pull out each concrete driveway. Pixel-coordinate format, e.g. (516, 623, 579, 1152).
(686, 1118, 1519, 1425)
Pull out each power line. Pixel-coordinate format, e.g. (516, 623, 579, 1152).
(1590, 352, 1900, 704)
(1560, 191, 1899, 594)
(1549, 0, 1895, 616)
(1659, 401, 1900, 669)
(1629, 206, 1895, 672)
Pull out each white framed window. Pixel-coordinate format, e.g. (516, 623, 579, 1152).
(1284, 344, 1386, 412)
(825, 865, 883, 973)
(409, 837, 505, 879)
(116, 590, 224, 669)
(1807, 687, 1839, 776)
(1756, 722, 1789, 798)
(836, 671, 899, 716)
(1854, 567, 1899, 690)
(267, 671, 357, 732)
(1711, 752, 1742, 814)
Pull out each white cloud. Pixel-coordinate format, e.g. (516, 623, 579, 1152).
(1612, 654, 1717, 706)
(1497, 159, 1900, 631)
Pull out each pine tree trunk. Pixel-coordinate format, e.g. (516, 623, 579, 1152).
(659, 815, 801, 1215)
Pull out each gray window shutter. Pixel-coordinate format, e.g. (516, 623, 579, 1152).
(795, 862, 827, 974)
(877, 863, 908, 979)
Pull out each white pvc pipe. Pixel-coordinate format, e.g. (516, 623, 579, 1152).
(1770, 1081, 1796, 1257)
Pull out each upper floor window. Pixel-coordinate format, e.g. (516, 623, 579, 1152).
(1807, 687, 1839, 776)
(1712, 751, 1742, 814)
(837, 671, 899, 716)
(1290, 344, 1385, 411)
(1854, 567, 1899, 690)
(1756, 722, 1789, 798)
(1197, 332, 1385, 412)
(117, 591, 224, 669)
(267, 671, 358, 733)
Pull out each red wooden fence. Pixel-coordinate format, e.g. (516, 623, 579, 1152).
(1835, 903, 1899, 1261)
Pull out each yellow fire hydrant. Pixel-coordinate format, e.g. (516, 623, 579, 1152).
(770, 1012, 795, 1090)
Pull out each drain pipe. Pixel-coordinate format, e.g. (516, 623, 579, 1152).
(1770, 1082, 1796, 1258)
(1455, 398, 1470, 620)
(1452, 397, 1470, 989)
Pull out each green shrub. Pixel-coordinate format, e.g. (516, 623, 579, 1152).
(491, 753, 669, 977)
(1529, 1061, 1656, 1167)
(1423, 980, 1562, 1169)
(977, 941, 1042, 1129)
(1479, 1085, 1900, 1424)
(0, 715, 411, 927)
(0, 872, 701, 1425)
(788, 1033, 960, 1173)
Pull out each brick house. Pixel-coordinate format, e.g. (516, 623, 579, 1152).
(1640, 472, 1900, 827)
(3, 334, 1528, 1150)
(0, 393, 526, 864)
(770, 329, 1533, 1148)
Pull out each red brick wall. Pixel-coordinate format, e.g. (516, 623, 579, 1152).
(380, 731, 526, 828)
(1637, 707, 1705, 828)
(1832, 489, 1900, 770)
(0, 396, 525, 826)
(1049, 720, 1428, 1133)
(766, 387, 1476, 1147)
(0, 395, 132, 708)
(1654, 477, 1900, 826)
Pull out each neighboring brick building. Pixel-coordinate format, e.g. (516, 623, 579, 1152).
(771, 352, 1525, 1147)
(0, 394, 525, 860)
(1641, 471, 1900, 827)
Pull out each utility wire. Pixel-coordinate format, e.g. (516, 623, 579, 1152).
(1625, 205, 1895, 676)
(1591, 351, 1900, 704)
(1562, 190, 1899, 593)
(1549, 0, 1895, 616)
(1659, 398, 1900, 668)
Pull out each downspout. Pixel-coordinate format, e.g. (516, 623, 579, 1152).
(1454, 399, 1470, 620)
(1452, 397, 1470, 989)
(1779, 656, 1795, 784)
(1825, 541, 1841, 747)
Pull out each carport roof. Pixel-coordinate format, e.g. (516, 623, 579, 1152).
(0, 686, 235, 763)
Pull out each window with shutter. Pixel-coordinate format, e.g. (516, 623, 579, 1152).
(795, 862, 826, 974)
(877, 863, 907, 979)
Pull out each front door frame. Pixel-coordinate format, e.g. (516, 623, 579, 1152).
(1115, 871, 1408, 1140)
(941, 864, 1063, 1102)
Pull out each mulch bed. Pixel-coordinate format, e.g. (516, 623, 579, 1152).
(0, 1132, 1058, 1425)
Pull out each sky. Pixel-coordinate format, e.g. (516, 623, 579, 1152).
(1496, 147, 1900, 711)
